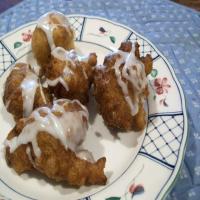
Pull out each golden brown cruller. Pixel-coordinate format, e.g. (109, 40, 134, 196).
(5, 99, 107, 186)
(3, 63, 52, 121)
(45, 47, 97, 104)
(93, 41, 153, 131)
(32, 11, 75, 74)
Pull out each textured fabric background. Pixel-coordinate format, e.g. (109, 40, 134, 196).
(0, 0, 200, 199)
(0, 0, 22, 13)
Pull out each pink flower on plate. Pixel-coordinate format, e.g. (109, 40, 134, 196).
(154, 77, 171, 95)
(22, 30, 32, 42)
(129, 183, 136, 193)
(129, 183, 144, 198)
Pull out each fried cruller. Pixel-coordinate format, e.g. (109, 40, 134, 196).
(32, 11, 75, 74)
(3, 63, 52, 121)
(5, 99, 107, 186)
(93, 41, 153, 131)
(45, 47, 97, 104)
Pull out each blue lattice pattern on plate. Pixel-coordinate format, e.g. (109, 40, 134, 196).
(0, 42, 15, 76)
(67, 17, 85, 41)
(81, 197, 91, 200)
(127, 33, 159, 59)
(140, 114, 184, 169)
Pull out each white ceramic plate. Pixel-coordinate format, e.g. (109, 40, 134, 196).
(0, 15, 188, 200)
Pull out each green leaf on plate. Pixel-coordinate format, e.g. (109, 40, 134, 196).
(109, 36, 116, 44)
(106, 197, 121, 200)
(151, 69, 158, 78)
(14, 41, 22, 49)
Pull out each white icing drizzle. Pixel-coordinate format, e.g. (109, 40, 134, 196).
(52, 99, 89, 122)
(67, 49, 90, 63)
(63, 67, 74, 77)
(21, 71, 38, 117)
(82, 68, 88, 80)
(47, 76, 69, 91)
(39, 82, 47, 104)
(113, 45, 147, 116)
(51, 47, 75, 66)
(48, 47, 89, 90)
(5, 100, 11, 109)
(37, 23, 56, 50)
(52, 47, 90, 66)
(5, 99, 88, 158)
(26, 147, 36, 167)
(37, 11, 71, 51)
(76, 149, 95, 163)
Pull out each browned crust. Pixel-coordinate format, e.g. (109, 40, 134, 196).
(93, 42, 152, 131)
(32, 23, 75, 74)
(5, 101, 107, 186)
(3, 63, 52, 121)
(45, 53, 97, 105)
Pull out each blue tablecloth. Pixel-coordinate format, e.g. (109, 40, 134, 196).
(0, 0, 200, 199)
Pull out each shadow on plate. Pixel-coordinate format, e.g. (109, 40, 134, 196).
(21, 169, 111, 195)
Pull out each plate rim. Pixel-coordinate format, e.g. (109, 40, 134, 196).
(0, 14, 188, 200)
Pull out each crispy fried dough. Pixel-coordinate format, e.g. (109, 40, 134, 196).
(45, 51, 97, 104)
(3, 63, 52, 121)
(5, 100, 107, 186)
(31, 12, 75, 74)
(93, 42, 152, 131)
